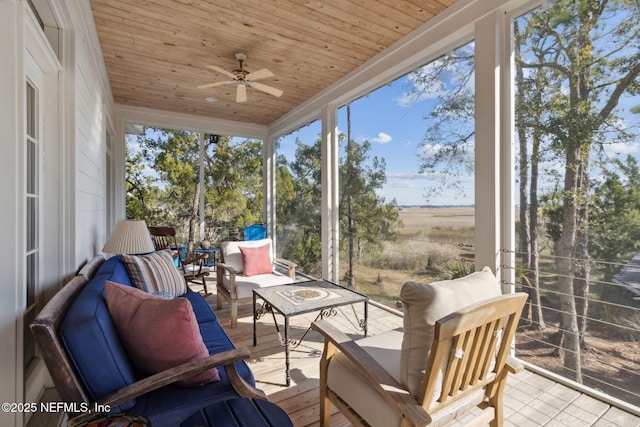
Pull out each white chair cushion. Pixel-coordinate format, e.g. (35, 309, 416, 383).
(327, 330, 405, 427)
(222, 270, 294, 299)
(220, 238, 274, 274)
(400, 267, 502, 399)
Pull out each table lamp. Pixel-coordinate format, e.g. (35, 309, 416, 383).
(102, 219, 155, 254)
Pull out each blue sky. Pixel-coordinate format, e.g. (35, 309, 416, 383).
(277, 74, 476, 207)
(277, 60, 640, 207)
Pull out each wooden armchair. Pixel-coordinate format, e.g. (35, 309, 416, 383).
(149, 226, 212, 296)
(216, 238, 297, 327)
(311, 268, 527, 427)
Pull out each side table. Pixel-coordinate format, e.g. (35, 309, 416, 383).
(194, 247, 218, 269)
(253, 280, 368, 386)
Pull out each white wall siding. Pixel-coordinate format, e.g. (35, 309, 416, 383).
(0, 0, 114, 425)
(0, 2, 24, 426)
(71, 3, 113, 268)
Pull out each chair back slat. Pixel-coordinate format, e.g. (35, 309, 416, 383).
(470, 323, 491, 383)
(420, 293, 527, 414)
(149, 226, 179, 252)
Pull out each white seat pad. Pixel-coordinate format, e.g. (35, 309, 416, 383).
(327, 329, 405, 427)
(222, 271, 294, 299)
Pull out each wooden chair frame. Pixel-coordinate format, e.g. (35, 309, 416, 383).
(311, 293, 527, 427)
(30, 257, 265, 427)
(216, 242, 297, 328)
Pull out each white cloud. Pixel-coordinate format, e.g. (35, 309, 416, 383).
(390, 181, 416, 189)
(603, 141, 640, 156)
(370, 132, 392, 144)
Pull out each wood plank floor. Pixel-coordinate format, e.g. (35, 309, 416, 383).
(201, 282, 640, 427)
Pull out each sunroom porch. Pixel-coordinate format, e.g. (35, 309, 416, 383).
(7, 0, 640, 425)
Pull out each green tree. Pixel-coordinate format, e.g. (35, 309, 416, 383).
(517, 0, 640, 381)
(277, 130, 401, 281)
(134, 128, 201, 248)
(514, 18, 548, 331)
(590, 156, 640, 281)
(125, 148, 163, 221)
(203, 136, 263, 240)
(128, 129, 264, 248)
(340, 104, 400, 287)
(279, 138, 323, 274)
(407, 0, 640, 383)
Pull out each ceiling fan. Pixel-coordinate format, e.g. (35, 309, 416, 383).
(198, 52, 283, 103)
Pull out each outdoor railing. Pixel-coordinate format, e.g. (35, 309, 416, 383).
(294, 233, 640, 412)
(507, 250, 640, 410)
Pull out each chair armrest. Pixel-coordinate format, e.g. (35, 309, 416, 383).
(275, 258, 297, 268)
(217, 262, 240, 275)
(275, 258, 297, 279)
(311, 320, 431, 427)
(506, 356, 524, 374)
(182, 253, 208, 266)
(68, 347, 265, 427)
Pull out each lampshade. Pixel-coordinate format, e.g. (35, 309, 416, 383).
(102, 219, 155, 254)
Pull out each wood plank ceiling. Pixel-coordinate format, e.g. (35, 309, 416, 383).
(90, 0, 457, 126)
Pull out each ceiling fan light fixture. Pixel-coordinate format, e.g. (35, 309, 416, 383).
(198, 53, 283, 103)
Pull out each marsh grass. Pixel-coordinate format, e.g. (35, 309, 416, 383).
(341, 219, 476, 308)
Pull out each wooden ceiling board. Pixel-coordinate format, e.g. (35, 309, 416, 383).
(90, 0, 456, 126)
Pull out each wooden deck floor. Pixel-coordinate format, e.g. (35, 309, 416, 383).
(203, 284, 640, 427)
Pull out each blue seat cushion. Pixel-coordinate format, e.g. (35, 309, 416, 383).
(131, 360, 256, 427)
(181, 289, 218, 324)
(180, 398, 292, 427)
(60, 256, 136, 410)
(130, 317, 256, 426)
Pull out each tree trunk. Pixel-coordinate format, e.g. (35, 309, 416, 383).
(515, 20, 533, 325)
(555, 145, 582, 383)
(188, 179, 200, 254)
(346, 104, 355, 288)
(574, 152, 590, 346)
(529, 129, 545, 330)
(515, 20, 545, 329)
(348, 202, 355, 288)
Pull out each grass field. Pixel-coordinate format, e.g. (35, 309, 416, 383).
(340, 206, 476, 307)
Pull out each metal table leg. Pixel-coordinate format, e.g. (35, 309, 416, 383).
(364, 300, 368, 337)
(253, 292, 257, 346)
(284, 315, 290, 387)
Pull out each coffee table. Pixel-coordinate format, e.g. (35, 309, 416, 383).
(253, 280, 368, 386)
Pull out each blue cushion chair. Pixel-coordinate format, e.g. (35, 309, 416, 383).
(243, 224, 267, 240)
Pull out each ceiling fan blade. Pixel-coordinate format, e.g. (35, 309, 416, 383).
(246, 68, 273, 81)
(197, 80, 234, 89)
(206, 65, 237, 79)
(236, 84, 247, 103)
(250, 81, 283, 98)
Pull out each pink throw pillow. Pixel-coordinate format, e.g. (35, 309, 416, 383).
(104, 281, 219, 386)
(239, 244, 272, 276)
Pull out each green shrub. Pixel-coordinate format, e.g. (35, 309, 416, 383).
(439, 259, 475, 280)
